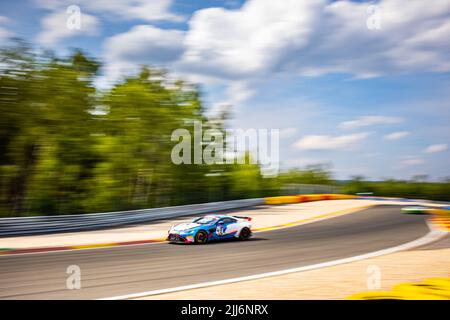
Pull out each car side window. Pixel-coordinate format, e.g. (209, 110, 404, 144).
(222, 218, 236, 224)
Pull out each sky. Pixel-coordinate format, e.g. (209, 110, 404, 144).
(0, 0, 449, 180)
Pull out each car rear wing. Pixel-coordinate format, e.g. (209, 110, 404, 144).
(233, 215, 252, 221)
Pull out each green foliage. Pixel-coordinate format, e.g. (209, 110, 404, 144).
(341, 177, 450, 201)
(279, 165, 333, 185)
(0, 41, 277, 216)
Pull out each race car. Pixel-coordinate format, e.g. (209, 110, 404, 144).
(167, 214, 252, 244)
(401, 206, 429, 214)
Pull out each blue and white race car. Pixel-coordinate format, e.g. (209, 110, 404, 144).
(167, 214, 252, 244)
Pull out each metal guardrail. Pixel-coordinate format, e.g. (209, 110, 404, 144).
(0, 198, 264, 236)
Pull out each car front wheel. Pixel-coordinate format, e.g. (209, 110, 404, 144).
(195, 230, 208, 244)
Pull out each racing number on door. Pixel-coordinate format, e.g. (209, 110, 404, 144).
(216, 218, 237, 236)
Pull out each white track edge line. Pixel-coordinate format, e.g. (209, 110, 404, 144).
(100, 221, 447, 300)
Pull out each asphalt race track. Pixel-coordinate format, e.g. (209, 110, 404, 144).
(0, 205, 432, 299)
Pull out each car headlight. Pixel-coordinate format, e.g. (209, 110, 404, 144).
(182, 229, 195, 234)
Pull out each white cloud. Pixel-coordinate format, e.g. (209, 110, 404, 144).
(0, 27, 11, 42)
(104, 25, 184, 65)
(361, 152, 379, 158)
(99, 25, 185, 86)
(279, 127, 298, 139)
(0, 16, 12, 43)
(180, 0, 322, 79)
(424, 144, 448, 153)
(339, 116, 403, 130)
(384, 131, 410, 140)
(225, 81, 257, 104)
(399, 156, 424, 166)
(35, 0, 182, 47)
(35, 0, 181, 22)
(37, 10, 99, 46)
(177, 0, 450, 80)
(294, 132, 370, 150)
(98, 0, 450, 99)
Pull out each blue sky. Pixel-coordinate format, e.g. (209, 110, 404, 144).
(0, 0, 449, 180)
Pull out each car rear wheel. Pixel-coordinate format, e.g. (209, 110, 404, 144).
(239, 227, 251, 240)
(195, 230, 208, 244)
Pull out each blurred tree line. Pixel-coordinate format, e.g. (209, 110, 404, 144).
(341, 176, 450, 201)
(0, 41, 281, 217)
(0, 41, 448, 217)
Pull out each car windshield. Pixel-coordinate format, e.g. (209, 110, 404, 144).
(193, 217, 218, 224)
